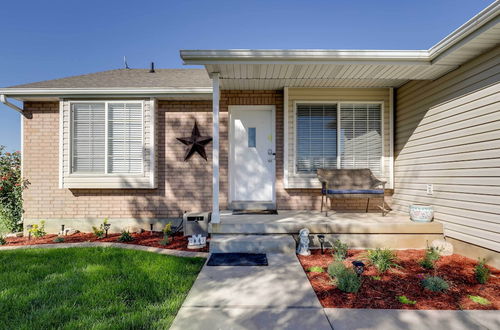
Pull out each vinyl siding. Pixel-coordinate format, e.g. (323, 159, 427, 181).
(285, 88, 392, 188)
(393, 45, 500, 252)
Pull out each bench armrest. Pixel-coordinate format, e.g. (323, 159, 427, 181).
(371, 179, 387, 189)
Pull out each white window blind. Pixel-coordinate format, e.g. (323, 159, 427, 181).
(72, 103, 105, 173)
(340, 103, 382, 175)
(108, 103, 143, 173)
(296, 104, 337, 173)
(71, 102, 143, 175)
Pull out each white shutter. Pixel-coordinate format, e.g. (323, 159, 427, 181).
(296, 104, 337, 173)
(71, 103, 105, 173)
(340, 103, 382, 175)
(108, 103, 143, 174)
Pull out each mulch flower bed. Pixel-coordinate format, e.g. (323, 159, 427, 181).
(298, 249, 499, 310)
(3, 231, 208, 252)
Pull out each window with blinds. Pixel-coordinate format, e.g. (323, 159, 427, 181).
(296, 104, 337, 173)
(340, 103, 382, 175)
(71, 102, 143, 175)
(295, 102, 382, 176)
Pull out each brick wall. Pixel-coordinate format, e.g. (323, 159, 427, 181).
(22, 94, 389, 227)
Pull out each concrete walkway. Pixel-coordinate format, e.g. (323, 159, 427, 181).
(170, 253, 332, 329)
(325, 309, 500, 330)
(0, 242, 208, 258)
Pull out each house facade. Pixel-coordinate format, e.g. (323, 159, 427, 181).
(1, 3, 499, 261)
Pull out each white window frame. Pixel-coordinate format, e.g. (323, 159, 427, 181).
(293, 100, 384, 177)
(69, 100, 145, 177)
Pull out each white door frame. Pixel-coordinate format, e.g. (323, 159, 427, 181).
(228, 105, 276, 205)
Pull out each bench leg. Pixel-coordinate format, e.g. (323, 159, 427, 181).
(366, 198, 370, 213)
(321, 194, 324, 213)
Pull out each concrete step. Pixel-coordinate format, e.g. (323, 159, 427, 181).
(210, 234, 296, 254)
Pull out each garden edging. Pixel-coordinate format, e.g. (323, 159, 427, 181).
(0, 241, 209, 258)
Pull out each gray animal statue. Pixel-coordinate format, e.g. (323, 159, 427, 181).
(297, 228, 311, 256)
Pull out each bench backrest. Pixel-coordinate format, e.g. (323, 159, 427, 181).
(317, 168, 379, 190)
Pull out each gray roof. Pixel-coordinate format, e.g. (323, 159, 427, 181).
(6, 68, 211, 89)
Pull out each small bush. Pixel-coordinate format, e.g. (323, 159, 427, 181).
(397, 295, 416, 305)
(163, 223, 173, 236)
(365, 248, 399, 273)
(474, 258, 490, 284)
(117, 231, 134, 242)
(468, 295, 491, 306)
(331, 239, 348, 260)
(307, 266, 324, 273)
(29, 220, 46, 238)
(419, 246, 441, 269)
(159, 237, 170, 246)
(422, 276, 449, 292)
(328, 260, 347, 278)
(92, 218, 109, 239)
(371, 275, 381, 281)
(0, 236, 6, 245)
(336, 268, 362, 293)
(53, 236, 65, 243)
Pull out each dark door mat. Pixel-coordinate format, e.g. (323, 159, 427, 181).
(207, 253, 268, 266)
(232, 209, 278, 215)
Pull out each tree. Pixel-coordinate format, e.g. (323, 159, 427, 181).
(0, 146, 29, 232)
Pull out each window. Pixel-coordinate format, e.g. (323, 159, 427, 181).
(295, 102, 382, 175)
(71, 102, 143, 174)
(296, 104, 337, 173)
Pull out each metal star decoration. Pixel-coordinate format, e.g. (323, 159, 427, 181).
(176, 121, 212, 161)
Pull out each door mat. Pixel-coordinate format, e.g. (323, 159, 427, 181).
(207, 253, 268, 266)
(232, 209, 278, 215)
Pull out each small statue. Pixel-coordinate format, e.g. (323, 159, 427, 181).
(297, 228, 311, 256)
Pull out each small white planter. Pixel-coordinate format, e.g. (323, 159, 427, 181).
(409, 204, 434, 222)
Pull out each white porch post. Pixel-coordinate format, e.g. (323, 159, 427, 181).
(211, 73, 220, 223)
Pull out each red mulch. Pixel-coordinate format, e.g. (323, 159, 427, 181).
(298, 249, 500, 310)
(4, 231, 208, 252)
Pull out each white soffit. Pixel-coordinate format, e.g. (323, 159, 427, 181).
(181, 1, 500, 89)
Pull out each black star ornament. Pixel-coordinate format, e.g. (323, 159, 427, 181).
(176, 121, 213, 161)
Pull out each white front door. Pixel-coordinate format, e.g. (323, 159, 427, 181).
(230, 106, 275, 205)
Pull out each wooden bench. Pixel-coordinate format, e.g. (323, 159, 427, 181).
(317, 168, 388, 216)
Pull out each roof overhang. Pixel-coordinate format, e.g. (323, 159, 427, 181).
(0, 87, 213, 101)
(181, 1, 500, 89)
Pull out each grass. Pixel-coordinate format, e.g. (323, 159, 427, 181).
(397, 295, 417, 305)
(307, 266, 324, 273)
(0, 247, 205, 329)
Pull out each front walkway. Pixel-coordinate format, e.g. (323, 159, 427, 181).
(170, 253, 332, 329)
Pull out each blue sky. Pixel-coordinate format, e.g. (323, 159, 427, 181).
(0, 0, 493, 151)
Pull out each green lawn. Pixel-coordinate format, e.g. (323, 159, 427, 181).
(0, 247, 205, 329)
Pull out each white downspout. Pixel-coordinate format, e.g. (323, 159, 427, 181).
(211, 73, 220, 223)
(0, 95, 24, 115)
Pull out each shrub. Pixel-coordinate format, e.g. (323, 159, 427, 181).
(327, 260, 347, 278)
(474, 258, 490, 284)
(307, 266, 324, 273)
(92, 219, 108, 239)
(0, 236, 5, 245)
(0, 146, 29, 233)
(159, 237, 170, 246)
(419, 246, 441, 269)
(397, 295, 416, 305)
(331, 239, 348, 260)
(468, 295, 491, 306)
(336, 268, 362, 293)
(29, 220, 46, 238)
(53, 236, 65, 243)
(365, 248, 399, 273)
(421, 276, 449, 292)
(117, 231, 134, 242)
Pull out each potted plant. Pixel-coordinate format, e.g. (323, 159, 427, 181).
(409, 204, 434, 222)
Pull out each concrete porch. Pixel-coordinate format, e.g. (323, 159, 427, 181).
(210, 211, 444, 251)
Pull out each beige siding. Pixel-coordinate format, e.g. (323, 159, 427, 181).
(394, 46, 500, 252)
(61, 99, 155, 189)
(286, 88, 392, 188)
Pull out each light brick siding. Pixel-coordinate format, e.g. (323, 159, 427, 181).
(22, 92, 389, 227)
